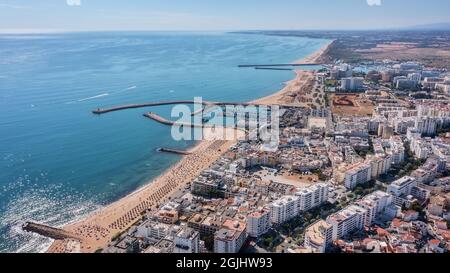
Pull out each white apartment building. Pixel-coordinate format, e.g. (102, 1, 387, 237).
(344, 163, 372, 190)
(324, 191, 396, 243)
(330, 63, 353, 80)
(393, 76, 418, 89)
(326, 205, 367, 241)
(368, 117, 386, 134)
(354, 199, 376, 227)
(388, 136, 406, 164)
(214, 220, 247, 254)
(415, 117, 438, 136)
(295, 183, 329, 212)
(355, 191, 393, 226)
(341, 77, 364, 91)
(173, 227, 200, 253)
(304, 220, 333, 253)
(368, 155, 392, 179)
(367, 191, 394, 214)
(269, 196, 299, 225)
(393, 118, 416, 135)
(407, 128, 422, 141)
(410, 137, 433, 160)
(387, 176, 417, 197)
(417, 103, 450, 121)
(387, 176, 418, 206)
(408, 72, 422, 83)
(247, 209, 271, 238)
(136, 220, 170, 241)
(270, 184, 329, 226)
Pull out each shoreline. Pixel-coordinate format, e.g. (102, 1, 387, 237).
(46, 40, 332, 253)
(253, 41, 333, 106)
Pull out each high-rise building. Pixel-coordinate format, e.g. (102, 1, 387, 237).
(387, 176, 418, 206)
(326, 205, 367, 241)
(325, 191, 395, 243)
(340, 77, 364, 91)
(269, 196, 299, 225)
(396, 78, 418, 90)
(304, 220, 333, 253)
(247, 208, 271, 238)
(173, 227, 200, 253)
(295, 183, 329, 212)
(387, 176, 417, 197)
(330, 63, 353, 80)
(354, 191, 393, 226)
(270, 184, 329, 225)
(136, 220, 171, 241)
(408, 72, 422, 83)
(381, 70, 394, 82)
(415, 117, 438, 136)
(344, 163, 372, 190)
(214, 220, 247, 253)
(368, 155, 392, 179)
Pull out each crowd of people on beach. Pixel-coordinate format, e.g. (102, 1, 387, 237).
(107, 140, 229, 231)
(49, 140, 232, 252)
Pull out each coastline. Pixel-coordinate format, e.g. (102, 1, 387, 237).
(46, 40, 332, 253)
(253, 41, 333, 106)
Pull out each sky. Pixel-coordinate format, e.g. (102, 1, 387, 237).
(0, 0, 450, 33)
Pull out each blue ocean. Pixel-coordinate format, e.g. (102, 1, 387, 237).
(0, 32, 330, 253)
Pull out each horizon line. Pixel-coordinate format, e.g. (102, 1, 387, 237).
(2, 28, 450, 35)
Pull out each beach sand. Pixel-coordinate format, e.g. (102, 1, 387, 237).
(294, 42, 333, 65)
(46, 41, 332, 253)
(253, 42, 332, 106)
(48, 139, 236, 253)
(252, 70, 316, 106)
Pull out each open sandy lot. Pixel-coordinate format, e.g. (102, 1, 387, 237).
(331, 94, 374, 117)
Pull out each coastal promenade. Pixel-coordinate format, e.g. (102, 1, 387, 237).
(45, 41, 332, 253)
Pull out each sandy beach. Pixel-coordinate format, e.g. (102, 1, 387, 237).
(294, 42, 333, 65)
(254, 42, 332, 106)
(46, 41, 332, 253)
(252, 70, 316, 106)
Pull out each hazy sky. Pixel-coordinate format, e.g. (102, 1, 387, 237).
(1, 0, 450, 32)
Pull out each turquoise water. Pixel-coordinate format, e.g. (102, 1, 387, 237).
(0, 32, 330, 253)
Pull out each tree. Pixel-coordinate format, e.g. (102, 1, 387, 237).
(411, 202, 423, 213)
(313, 169, 328, 181)
(263, 237, 274, 248)
(354, 187, 364, 196)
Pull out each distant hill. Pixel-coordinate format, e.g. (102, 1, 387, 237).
(404, 22, 450, 31)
